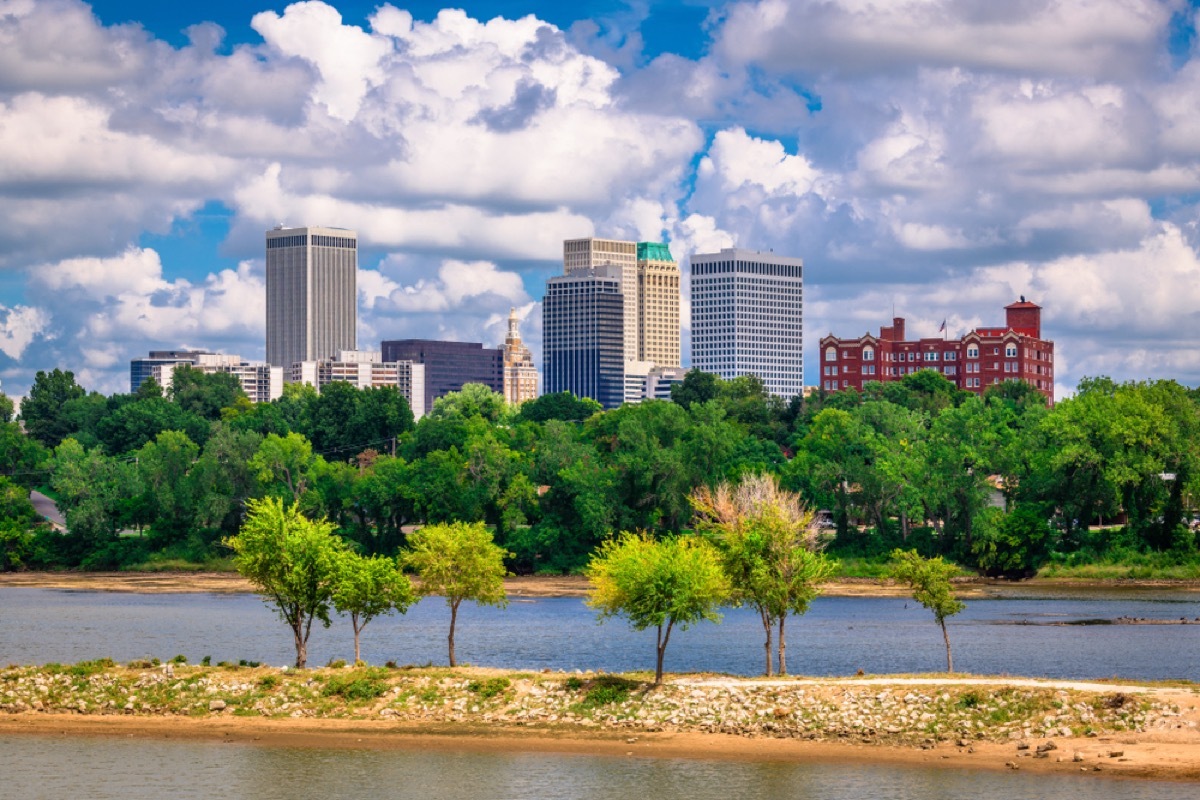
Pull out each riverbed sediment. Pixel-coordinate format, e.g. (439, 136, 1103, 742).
(3, 663, 1198, 781)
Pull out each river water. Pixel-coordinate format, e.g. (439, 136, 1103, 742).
(1, 587, 1197, 679)
(0, 734, 1189, 799)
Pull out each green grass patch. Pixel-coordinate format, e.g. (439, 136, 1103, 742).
(321, 669, 390, 701)
(571, 675, 639, 711)
(467, 677, 510, 699)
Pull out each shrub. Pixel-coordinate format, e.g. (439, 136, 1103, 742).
(69, 658, 114, 676)
(572, 676, 638, 709)
(467, 677, 510, 699)
(322, 669, 389, 701)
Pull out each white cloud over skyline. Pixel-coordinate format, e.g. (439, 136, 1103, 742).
(2, 0, 1200, 400)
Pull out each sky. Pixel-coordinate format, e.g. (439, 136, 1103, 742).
(3, 0, 1200, 401)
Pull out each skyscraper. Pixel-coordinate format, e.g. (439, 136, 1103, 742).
(265, 225, 357, 371)
(542, 265, 625, 409)
(635, 242, 680, 367)
(563, 238, 638, 362)
(502, 307, 539, 405)
(690, 247, 804, 398)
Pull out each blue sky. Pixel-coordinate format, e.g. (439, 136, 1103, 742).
(3, 0, 1200, 400)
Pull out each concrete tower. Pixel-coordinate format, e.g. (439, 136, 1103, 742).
(265, 225, 357, 372)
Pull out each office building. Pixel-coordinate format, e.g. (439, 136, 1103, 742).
(290, 350, 426, 418)
(266, 225, 357, 371)
(502, 308, 539, 405)
(819, 298, 1055, 403)
(379, 339, 504, 412)
(690, 247, 805, 398)
(564, 238, 638, 362)
(636, 242, 681, 367)
(133, 351, 283, 403)
(542, 265, 625, 410)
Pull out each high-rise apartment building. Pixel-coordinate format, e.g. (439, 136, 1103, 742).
(378, 340, 504, 413)
(542, 265, 625, 410)
(502, 308, 539, 405)
(266, 225, 357, 372)
(290, 350, 427, 418)
(563, 238, 638, 362)
(636, 242, 681, 367)
(132, 351, 283, 403)
(690, 248, 804, 398)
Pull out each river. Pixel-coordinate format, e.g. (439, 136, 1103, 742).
(0, 734, 1190, 799)
(1, 587, 1197, 679)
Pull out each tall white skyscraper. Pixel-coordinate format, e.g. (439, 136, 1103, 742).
(265, 225, 358, 371)
(690, 248, 804, 398)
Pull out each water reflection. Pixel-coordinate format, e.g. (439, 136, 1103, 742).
(0, 736, 1189, 800)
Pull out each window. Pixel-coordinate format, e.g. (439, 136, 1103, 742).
(1005, 344, 1017, 357)
(967, 345, 979, 358)
(825, 347, 836, 361)
(944, 351, 956, 361)
(925, 351, 939, 362)
(863, 347, 875, 361)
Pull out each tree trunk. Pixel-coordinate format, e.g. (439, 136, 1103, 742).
(448, 599, 459, 667)
(940, 618, 953, 673)
(777, 615, 787, 676)
(760, 609, 774, 677)
(352, 612, 362, 664)
(292, 620, 307, 669)
(900, 509, 910, 541)
(655, 620, 674, 685)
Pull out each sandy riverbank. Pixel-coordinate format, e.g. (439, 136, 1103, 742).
(3, 685, 1199, 782)
(2, 664, 1199, 781)
(3, 571, 1198, 597)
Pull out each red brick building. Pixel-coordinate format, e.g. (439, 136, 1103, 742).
(817, 299, 1054, 403)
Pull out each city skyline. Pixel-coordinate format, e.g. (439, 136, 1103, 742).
(3, 1, 1200, 400)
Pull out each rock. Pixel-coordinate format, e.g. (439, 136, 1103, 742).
(208, 700, 227, 712)
(1108, 750, 1124, 758)
(1073, 752, 1084, 762)
(1016, 741, 1030, 751)
(1036, 741, 1057, 753)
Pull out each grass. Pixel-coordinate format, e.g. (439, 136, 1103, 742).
(121, 555, 237, 573)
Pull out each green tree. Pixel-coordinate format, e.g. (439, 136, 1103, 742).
(168, 365, 246, 420)
(0, 477, 39, 570)
(669, 368, 720, 410)
(692, 474, 835, 675)
(889, 549, 965, 672)
(20, 369, 86, 448)
(516, 391, 602, 423)
(404, 521, 509, 666)
(586, 532, 728, 685)
(429, 383, 509, 423)
(224, 498, 347, 668)
(135, 430, 200, 547)
(969, 505, 1055, 578)
(332, 552, 415, 664)
(250, 432, 317, 503)
(0, 421, 48, 488)
(0, 391, 13, 423)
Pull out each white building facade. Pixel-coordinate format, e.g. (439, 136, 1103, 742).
(290, 351, 427, 418)
(154, 354, 283, 403)
(690, 248, 804, 398)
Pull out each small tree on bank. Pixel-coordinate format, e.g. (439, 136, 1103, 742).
(225, 498, 346, 668)
(889, 548, 966, 672)
(586, 532, 728, 685)
(404, 521, 509, 667)
(692, 474, 836, 676)
(332, 552, 415, 664)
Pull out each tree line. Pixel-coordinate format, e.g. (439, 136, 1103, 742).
(3, 365, 1200, 579)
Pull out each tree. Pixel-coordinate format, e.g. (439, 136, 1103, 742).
(250, 432, 316, 503)
(224, 498, 347, 668)
(168, 365, 246, 420)
(404, 521, 509, 666)
(670, 369, 720, 410)
(586, 532, 728, 685)
(889, 549, 965, 672)
(19, 369, 86, 448)
(516, 391, 602, 423)
(332, 552, 415, 664)
(429, 383, 509, 423)
(692, 474, 836, 676)
(0, 391, 14, 424)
